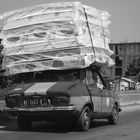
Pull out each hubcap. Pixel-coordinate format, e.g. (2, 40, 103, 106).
(83, 111, 89, 128)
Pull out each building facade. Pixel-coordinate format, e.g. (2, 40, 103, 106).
(109, 42, 140, 78)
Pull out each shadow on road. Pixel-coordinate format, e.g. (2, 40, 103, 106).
(0, 119, 110, 133)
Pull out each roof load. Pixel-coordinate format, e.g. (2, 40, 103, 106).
(0, 1, 114, 75)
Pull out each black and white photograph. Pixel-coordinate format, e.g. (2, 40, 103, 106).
(0, 0, 140, 140)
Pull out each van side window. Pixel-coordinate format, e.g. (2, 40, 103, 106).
(86, 69, 97, 87)
(97, 75, 104, 89)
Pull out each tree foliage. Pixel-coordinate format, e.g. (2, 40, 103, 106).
(125, 57, 140, 81)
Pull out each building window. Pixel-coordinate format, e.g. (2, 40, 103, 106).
(115, 45, 118, 55)
(115, 68, 122, 76)
(115, 56, 122, 66)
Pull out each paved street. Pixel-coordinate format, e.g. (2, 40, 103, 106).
(0, 105, 140, 140)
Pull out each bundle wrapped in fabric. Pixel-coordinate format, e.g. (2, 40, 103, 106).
(0, 1, 114, 75)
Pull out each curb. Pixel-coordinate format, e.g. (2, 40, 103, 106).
(121, 103, 140, 108)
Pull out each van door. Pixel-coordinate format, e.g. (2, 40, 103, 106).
(96, 73, 113, 113)
(86, 69, 102, 113)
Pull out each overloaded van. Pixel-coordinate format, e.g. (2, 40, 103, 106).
(5, 66, 121, 131)
(0, 1, 121, 131)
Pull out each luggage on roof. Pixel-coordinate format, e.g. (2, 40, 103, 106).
(0, 2, 114, 75)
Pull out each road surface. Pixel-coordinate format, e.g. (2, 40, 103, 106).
(0, 105, 140, 140)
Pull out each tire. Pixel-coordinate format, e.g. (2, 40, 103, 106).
(76, 106, 91, 131)
(17, 115, 32, 130)
(108, 105, 119, 125)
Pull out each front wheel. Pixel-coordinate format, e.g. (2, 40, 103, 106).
(108, 105, 119, 125)
(76, 106, 91, 131)
(17, 115, 32, 130)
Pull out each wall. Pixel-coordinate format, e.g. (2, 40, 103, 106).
(109, 42, 140, 77)
(117, 90, 140, 106)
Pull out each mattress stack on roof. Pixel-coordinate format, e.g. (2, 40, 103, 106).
(0, 2, 114, 75)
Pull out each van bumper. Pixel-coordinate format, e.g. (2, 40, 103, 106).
(4, 105, 80, 121)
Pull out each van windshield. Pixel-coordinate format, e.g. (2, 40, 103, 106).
(13, 69, 80, 83)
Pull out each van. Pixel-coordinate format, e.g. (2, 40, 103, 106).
(5, 66, 121, 131)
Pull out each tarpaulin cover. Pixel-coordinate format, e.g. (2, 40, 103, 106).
(0, 1, 114, 75)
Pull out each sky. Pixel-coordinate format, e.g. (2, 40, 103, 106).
(0, 0, 139, 43)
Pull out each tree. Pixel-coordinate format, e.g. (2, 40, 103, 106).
(125, 57, 140, 81)
(125, 59, 137, 76)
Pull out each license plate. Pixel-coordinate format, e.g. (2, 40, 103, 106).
(23, 98, 49, 107)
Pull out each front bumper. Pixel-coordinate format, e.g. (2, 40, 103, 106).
(4, 105, 79, 121)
